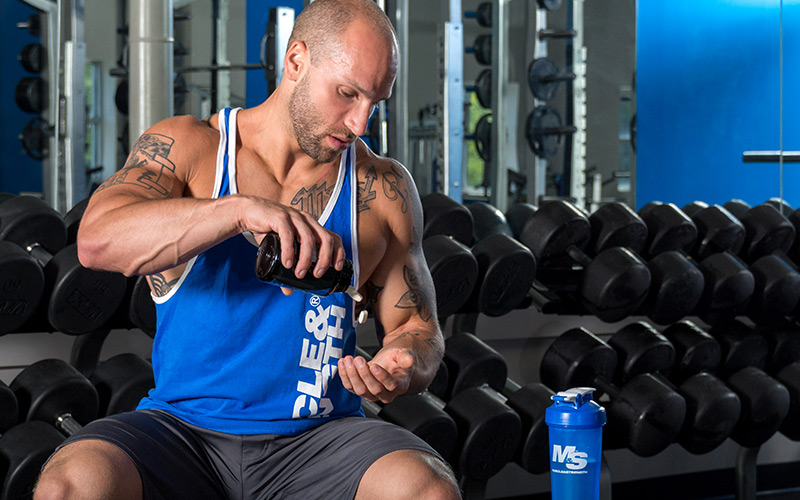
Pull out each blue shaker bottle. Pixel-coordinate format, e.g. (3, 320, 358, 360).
(545, 387, 606, 500)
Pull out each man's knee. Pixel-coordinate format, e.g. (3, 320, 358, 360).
(358, 450, 461, 500)
(34, 440, 142, 500)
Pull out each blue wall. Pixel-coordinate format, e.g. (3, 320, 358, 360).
(0, 1, 45, 195)
(637, 0, 800, 209)
(246, 0, 304, 108)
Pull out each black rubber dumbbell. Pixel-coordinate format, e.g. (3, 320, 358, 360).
(0, 196, 127, 334)
(90, 353, 155, 417)
(11, 358, 99, 437)
(353, 346, 521, 482)
(462, 202, 536, 317)
(706, 320, 790, 448)
(760, 323, 800, 441)
(540, 327, 686, 457)
(687, 200, 800, 324)
(723, 200, 795, 263)
(0, 373, 63, 500)
(420, 194, 480, 318)
(0, 195, 46, 334)
(654, 321, 742, 454)
(588, 201, 704, 325)
(442, 332, 555, 475)
(639, 201, 753, 325)
(511, 200, 651, 322)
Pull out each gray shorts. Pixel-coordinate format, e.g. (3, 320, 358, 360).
(56, 409, 443, 500)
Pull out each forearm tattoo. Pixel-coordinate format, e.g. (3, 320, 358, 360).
(358, 166, 378, 213)
(396, 331, 443, 352)
(291, 182, 334, 219)
(395, 266, 433, 322)
(382, 164, 409, 213)
(95, 134, 176, 196)
(148, 273, 180, 297)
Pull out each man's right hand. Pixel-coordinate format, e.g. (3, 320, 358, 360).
(238, 195, 346, 280)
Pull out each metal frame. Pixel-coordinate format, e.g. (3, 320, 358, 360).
(387, 0, 409, 168)
(441, 21, 464, 202)
(265, 7, 294, 97)
(570, 0, 587, 209)
(489, 0, 508, 209)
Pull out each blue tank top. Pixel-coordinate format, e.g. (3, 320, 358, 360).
(138, 107, 364, 435)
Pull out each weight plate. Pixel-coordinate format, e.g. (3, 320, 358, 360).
(528, 57, 560, 101)
(19, 44, 45, 73)
(474, 114, 492, 162)
(475, 69, 491, 109)
(526, 105, 563, 159)
(15, 77, 46, 114)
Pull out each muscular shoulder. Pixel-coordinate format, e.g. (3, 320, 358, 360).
(354, 141, 423, 249)
(142, 115, 217, 175)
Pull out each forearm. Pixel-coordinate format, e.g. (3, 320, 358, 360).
(381, 323, 444, 394)
(78, 195, 244, 276)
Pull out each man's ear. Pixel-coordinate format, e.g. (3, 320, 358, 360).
(283, 40, 308, 82)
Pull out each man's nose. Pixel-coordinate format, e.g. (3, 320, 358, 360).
(346, 104, 375, 137)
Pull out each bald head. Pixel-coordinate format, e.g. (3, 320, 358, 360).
(287, 0, 398, 67)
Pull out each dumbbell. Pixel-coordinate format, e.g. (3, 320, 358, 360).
(682, 201, 800, 324)
(11, 358, 99, 437)
(352, 346, 521, 481)
(640, 202, 756, 325)
(356, 347, 458, 460)
(587, 201, 704, 325)
(759, 323, 800, 440)
(0, 386, 64, 500)
(0, 196, 127, 334)
(705, 320, 790, 447)
(68, 327, 156, 417)
(512, 199, 650, 322)
(0, 193, 46, 334)
(441, 332, 555, 474)
(461, 202, 536, 317)
(540, 326, 686, 457)
(91, 353, 155, 416)
(420, 194, 478, 318)
(647, 321, 742, 454)
(723, 199, 795, 262)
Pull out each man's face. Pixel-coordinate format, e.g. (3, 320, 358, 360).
(288, 72, 349, 164)
(288, 20, 398, 163)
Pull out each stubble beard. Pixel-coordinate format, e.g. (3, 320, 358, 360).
(289, 75, 344, 164)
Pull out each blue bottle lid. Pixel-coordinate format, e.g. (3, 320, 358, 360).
(545, 387, 607, 428)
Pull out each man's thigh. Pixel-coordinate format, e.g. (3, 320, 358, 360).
(242, 416, 447, 500)
(51, 410, 229, 500)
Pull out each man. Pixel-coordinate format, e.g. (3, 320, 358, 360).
(33, 0, 459, 498)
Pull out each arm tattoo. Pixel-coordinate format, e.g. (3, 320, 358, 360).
(395, 266, 432, 322)
(382, 164, 409, 213)
(95, 134, 177, 196)
(291, 182, 334, 219)
(396, 331, 442, 351)
(148, 273, 180, 297)
(358, 166, 378, 212)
